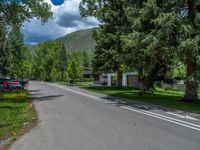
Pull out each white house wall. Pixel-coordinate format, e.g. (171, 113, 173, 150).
(100, 72, 138, 86)
(100, 73, 115, 86)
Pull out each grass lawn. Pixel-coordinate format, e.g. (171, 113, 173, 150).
(0, 90, 37, 141)
(81, 86, 200, 114)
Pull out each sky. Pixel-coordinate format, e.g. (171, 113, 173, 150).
(21, 0, 99, 44)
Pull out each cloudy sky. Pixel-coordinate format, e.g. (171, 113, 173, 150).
(21, 0, 99, 44)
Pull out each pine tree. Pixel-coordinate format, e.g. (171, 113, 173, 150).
(123, 0, 179, 91)
(67, 57, 83, 83)
(177, 0, 200, 102)
(80, 0, 132, 87)
(124, 0, 200, 101)
(8, 26, 26, 79)
(55, 42, 68, 81)
(0, 28, 12, 76)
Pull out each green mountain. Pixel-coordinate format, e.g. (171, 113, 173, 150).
(57, 28, 96, 52)
(27, 27, 97, 52)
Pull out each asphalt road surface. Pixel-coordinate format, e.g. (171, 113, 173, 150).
(10, 81, 200, 150)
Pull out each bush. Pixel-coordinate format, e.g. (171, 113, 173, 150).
(162, 84, 178, 91)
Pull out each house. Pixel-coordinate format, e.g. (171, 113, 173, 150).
(83, 67, 92, 78)
(97, 72, 140, 87)
(99, 73, 116, 86)
(122, 72, 139, 86)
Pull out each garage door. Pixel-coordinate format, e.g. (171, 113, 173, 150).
(127, 75, 138, 86)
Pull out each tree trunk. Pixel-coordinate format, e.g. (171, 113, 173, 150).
(183, 1, 198, 102)
(184, 82, 198, 102)
(116, 71, 123, 88)
(183, 54, 198, 102)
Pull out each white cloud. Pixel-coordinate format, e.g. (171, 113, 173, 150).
(22, 0, 99, 44)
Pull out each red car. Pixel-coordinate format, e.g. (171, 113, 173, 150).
(0, 78, 22, 90)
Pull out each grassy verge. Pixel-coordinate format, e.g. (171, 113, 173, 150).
(0, 90, 37, 143)
(81, 86, 200, 114)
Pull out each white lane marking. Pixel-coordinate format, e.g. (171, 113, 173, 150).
(166, 112, 199, 121)
(121, 106, 200, 129)
(186, 115, 199, 121)
(43, 82, 200, 131)
(121, 106, 200, 131)
(47, 83, 111, 104)
(166, 112, 186, 119)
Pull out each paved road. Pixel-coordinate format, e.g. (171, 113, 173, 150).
(10, 81, 200, 150)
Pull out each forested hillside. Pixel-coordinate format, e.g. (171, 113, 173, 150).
(28, 28, 96, 52)
(57, 28, 96, 52)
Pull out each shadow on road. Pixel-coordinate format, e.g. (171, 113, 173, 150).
(29, 93, 43, 96)
(28, 89, 42, 93)
(30, 95, 63, 101)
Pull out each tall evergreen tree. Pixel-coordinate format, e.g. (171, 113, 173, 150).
(123, 0, 180, 91)
(177, 0, 200, 102)
(54, 42, 68, 81)
(67, 56, 83, 83)
(80, 0, 132, 87)
(8, 26, 26, 79)
(0, 23, 12, 76)
(124, 0, 200, 101)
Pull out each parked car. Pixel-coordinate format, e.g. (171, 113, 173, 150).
(0, 77, 10, 82)
(11, 79, 29, 87)
(0, 82, 4, 92)
(0, 77, 22, 91)
(11, 82, 22, 90)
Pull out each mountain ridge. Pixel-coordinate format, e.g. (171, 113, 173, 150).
(27, 27, 97, 52)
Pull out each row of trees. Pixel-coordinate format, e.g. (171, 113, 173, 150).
(0, 26, 33, 79)
(32, 41, 93, 82)
(80, 0, 200, 102)
(0, 1, 93, 83)
(0, 0, 52, 79)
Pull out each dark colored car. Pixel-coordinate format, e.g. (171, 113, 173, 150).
(0, 82, 4, 92)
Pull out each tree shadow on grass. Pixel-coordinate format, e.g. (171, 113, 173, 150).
(0, 105, 15, 109)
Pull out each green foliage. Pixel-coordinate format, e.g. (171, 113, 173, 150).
(0, 23, 12, 76)
(0, 0, 52, 27)
(83, 51, 92, 67)
(80, 0, 133, 87)
(67, 56, 83, 83)
(50, 67, 60, 82)
(32, 41, 90, 82)
(0, 0, 52, 78)
(167, 63, 186, 79)
(32, 41, 65, 81)
(79, 0, 200, 101)
(7, 27, 26, 78)
(123, 0, 180, 90)
(54, 42, 68, 80)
